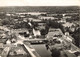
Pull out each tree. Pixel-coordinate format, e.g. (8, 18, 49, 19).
(1, 19, 10, 25)
(51, 49, 60, 57)
(72, 28, 80, 47)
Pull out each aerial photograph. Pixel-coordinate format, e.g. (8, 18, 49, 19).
(0, 0, 80, 57)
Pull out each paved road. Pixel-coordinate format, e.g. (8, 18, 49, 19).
(31, 44, 52, 57)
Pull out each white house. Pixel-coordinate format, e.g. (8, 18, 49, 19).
(33, 28, 41, 37)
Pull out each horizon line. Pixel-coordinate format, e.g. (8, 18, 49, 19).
(0, 5, 80, 7)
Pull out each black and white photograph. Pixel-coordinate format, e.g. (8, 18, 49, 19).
(0, 0, 80, 57)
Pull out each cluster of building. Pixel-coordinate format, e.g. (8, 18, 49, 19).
(0, 26, 41, 57)
(0, 11, 80, 57)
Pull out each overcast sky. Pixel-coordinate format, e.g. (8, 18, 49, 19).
(0, 0, 80, 6)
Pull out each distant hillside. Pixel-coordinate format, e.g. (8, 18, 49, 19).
(0, 6, 79, 13)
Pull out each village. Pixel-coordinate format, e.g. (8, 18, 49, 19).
(0, 9, 80, 57)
